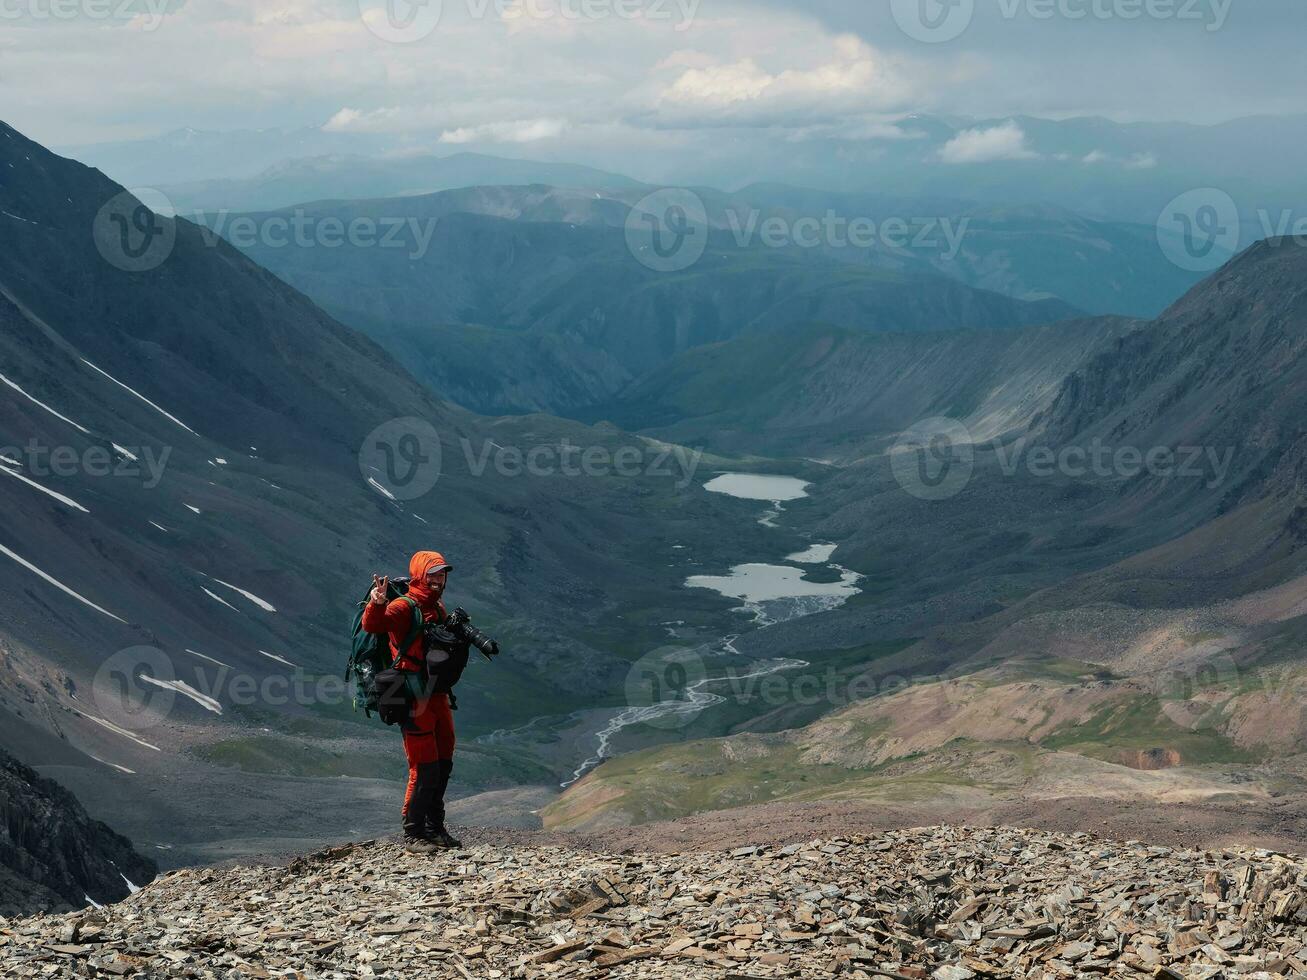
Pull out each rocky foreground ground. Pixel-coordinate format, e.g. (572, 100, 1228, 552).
(3, 826, 1307, 979)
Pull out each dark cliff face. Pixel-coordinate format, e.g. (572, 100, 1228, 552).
(0, 748, 157, 916)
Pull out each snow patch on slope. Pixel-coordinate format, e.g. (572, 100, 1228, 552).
(208, 578, 277, 613)
(139, 674, 222, 715)
(0, 460, 90, 512)
(0, 371, 91, 434)
(81, 359, 197, 435)
(201, 587, 239, 611)
(0, 543, 125, 622)
(82, 713, 160, 752)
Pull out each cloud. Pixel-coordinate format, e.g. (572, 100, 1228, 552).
(648, 34, 916, 127)
(323, 108, 364, 132)
(439, 119, 570, 144)
(1080, 148, 1158, 169)
(1125, 151, 1159, 170)
(938, 121, 1038, 164)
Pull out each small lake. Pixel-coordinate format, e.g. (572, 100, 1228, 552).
(703, 473, 810, 502)
(687, 562, 862, 625)
(704, 472, 812, 527)
(787, 543, 837, 564)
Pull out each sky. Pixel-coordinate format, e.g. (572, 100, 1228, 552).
(2, 0, 1303, 162)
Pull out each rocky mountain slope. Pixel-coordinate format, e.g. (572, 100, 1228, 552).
(6, 827, 1307, 978)
(596, 317, 1140, 457)
(0, 748, 155, 917)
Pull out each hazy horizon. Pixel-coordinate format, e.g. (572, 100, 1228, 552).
(6, 0, 1305, 181)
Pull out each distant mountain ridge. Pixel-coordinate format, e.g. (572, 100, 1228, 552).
(209, 192, 1086, 417)
(58, 112, 1307, 229)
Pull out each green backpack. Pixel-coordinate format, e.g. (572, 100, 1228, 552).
(346, 578, 424, 723)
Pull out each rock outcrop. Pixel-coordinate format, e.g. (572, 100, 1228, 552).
(5, 826, 1307, 977)
(0, 749, 156, 917)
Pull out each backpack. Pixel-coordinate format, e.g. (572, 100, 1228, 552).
(346, 578, 424, 725)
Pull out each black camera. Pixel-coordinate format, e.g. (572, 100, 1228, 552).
(428, 607, 500, 661)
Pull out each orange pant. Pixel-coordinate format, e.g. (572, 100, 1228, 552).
(402, 695, 455, 820)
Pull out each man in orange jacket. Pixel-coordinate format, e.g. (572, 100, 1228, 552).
(362, 551, 461, 851)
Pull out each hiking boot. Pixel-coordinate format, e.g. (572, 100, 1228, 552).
(428, 826, 462, 849)
(403, 834, 437, 854)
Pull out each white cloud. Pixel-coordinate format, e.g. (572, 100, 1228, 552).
(1082, 149, 1108, 164)
(938, 120, 1038, 164)
(650, 34, 915, 127)
(324, 108, 364, 131)
(439, 118, 570, 144)
(1125, 151, 1159, 170)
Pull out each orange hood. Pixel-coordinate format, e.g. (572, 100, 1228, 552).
(407, 550, 452, 606)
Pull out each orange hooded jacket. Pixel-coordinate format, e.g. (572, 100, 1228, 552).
(361, 551, 451, 671)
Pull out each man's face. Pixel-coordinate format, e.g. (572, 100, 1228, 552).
(425, 568, 449, 595)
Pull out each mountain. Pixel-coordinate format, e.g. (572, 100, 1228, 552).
(61, 113, 1307, 233)
(0, 747, 155, 916)
(593, 317, 1142, 456)
(161, 153, 642, 213)
(57, 126, 640, 202)
(0, 120, 759, 867)
(204, 194, 1078, 417)
(722, 193, 1202, 318)
(56, 126, 381, 187)
(545, 240, 1307, 832)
